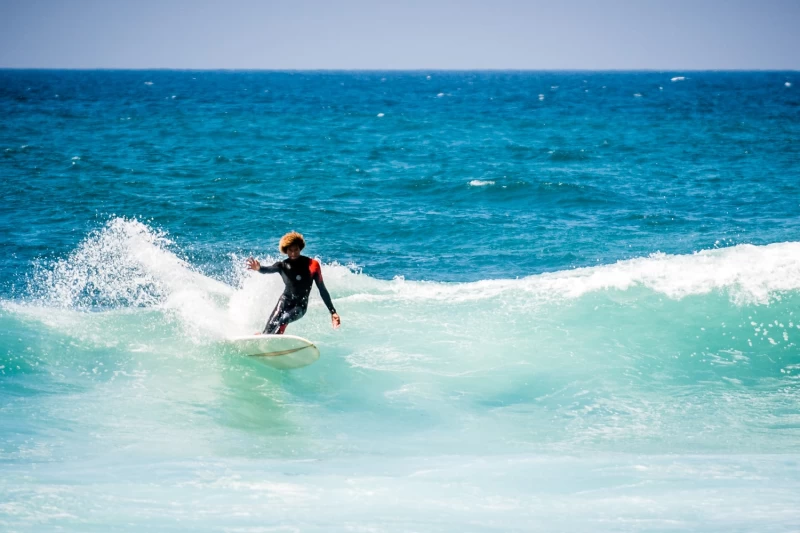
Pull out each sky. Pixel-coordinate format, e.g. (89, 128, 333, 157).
(0, 0, 798, 70)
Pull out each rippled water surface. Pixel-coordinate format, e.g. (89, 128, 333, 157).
(2, 71, 800, 531)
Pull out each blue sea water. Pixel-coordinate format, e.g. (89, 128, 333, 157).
(1, 70, 800, 531)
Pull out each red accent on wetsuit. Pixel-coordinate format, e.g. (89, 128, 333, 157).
(309, 259, 322, 282)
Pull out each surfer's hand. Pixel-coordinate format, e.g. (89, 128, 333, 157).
(246, 257, 261, 271)
(331, 313, 341, 329)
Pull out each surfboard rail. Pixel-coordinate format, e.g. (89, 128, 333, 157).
(227, 334, 320, 369)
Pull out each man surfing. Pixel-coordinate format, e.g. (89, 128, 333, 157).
(247, 231, 341, 334)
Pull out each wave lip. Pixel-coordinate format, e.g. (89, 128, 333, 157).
(25, 218, 800, 311)
(535, 241, 800, 305)
(335, 241, 800, 307)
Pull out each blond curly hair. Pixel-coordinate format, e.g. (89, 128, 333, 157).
(279, 231, 306, 253)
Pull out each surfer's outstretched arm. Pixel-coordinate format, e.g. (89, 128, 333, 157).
(310, 259, 341, 328)
(247, 257, 280, 273)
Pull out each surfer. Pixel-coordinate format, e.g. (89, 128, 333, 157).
(247, 231, 341, 334)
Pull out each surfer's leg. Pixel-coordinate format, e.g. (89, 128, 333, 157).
(276, 302, 307, 334)
(263, 296, 288, 334)
(263, 297, 307, 335)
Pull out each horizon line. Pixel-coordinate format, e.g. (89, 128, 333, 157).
(1, 67, 798, 73)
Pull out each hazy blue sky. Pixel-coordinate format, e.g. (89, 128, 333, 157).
(1, 0, 798, 69)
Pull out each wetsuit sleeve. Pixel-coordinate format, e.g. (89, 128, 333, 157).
(310, 260, 337, 314)
(258, 262, 282, 274)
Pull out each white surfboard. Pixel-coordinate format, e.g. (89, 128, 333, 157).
(228, 334, 320, 370)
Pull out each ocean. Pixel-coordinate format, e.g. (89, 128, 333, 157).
(1, 70, 799, 531)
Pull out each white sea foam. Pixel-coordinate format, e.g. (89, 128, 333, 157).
(377, 113, 384, 117)
(469, 180, 495, 187)
(28, 218, 233, 339)
(333, 241, 800, 307)
(144, 81, 153, 86)
(786, 82, 793, 88)
(25, 218, 800, 349)
(671, 77, 686, 82)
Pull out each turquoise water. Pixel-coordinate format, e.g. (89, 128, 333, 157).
(2, 71, 800, 531)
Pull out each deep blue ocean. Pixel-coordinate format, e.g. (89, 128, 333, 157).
(2, 70, 800, 531)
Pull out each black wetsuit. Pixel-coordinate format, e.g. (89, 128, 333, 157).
(258, 255, 336, 334)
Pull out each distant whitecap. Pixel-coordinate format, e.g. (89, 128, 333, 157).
(377, 113, 384, 117)
(671, 77, 685, 82)
(171, 95, 176, 99)
(72, 156, 80, 161)
(437, 93, 445, 97)
(144, 81, 153, 86)
(426, 75, 431, 80)
(469, 180, 495, 187)
(786, 82, 793, 87)
(634, 93, 642, 97)
(538, 94, 545, 101)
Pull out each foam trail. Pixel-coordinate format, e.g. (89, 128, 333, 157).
(28, 218, 233, 339)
